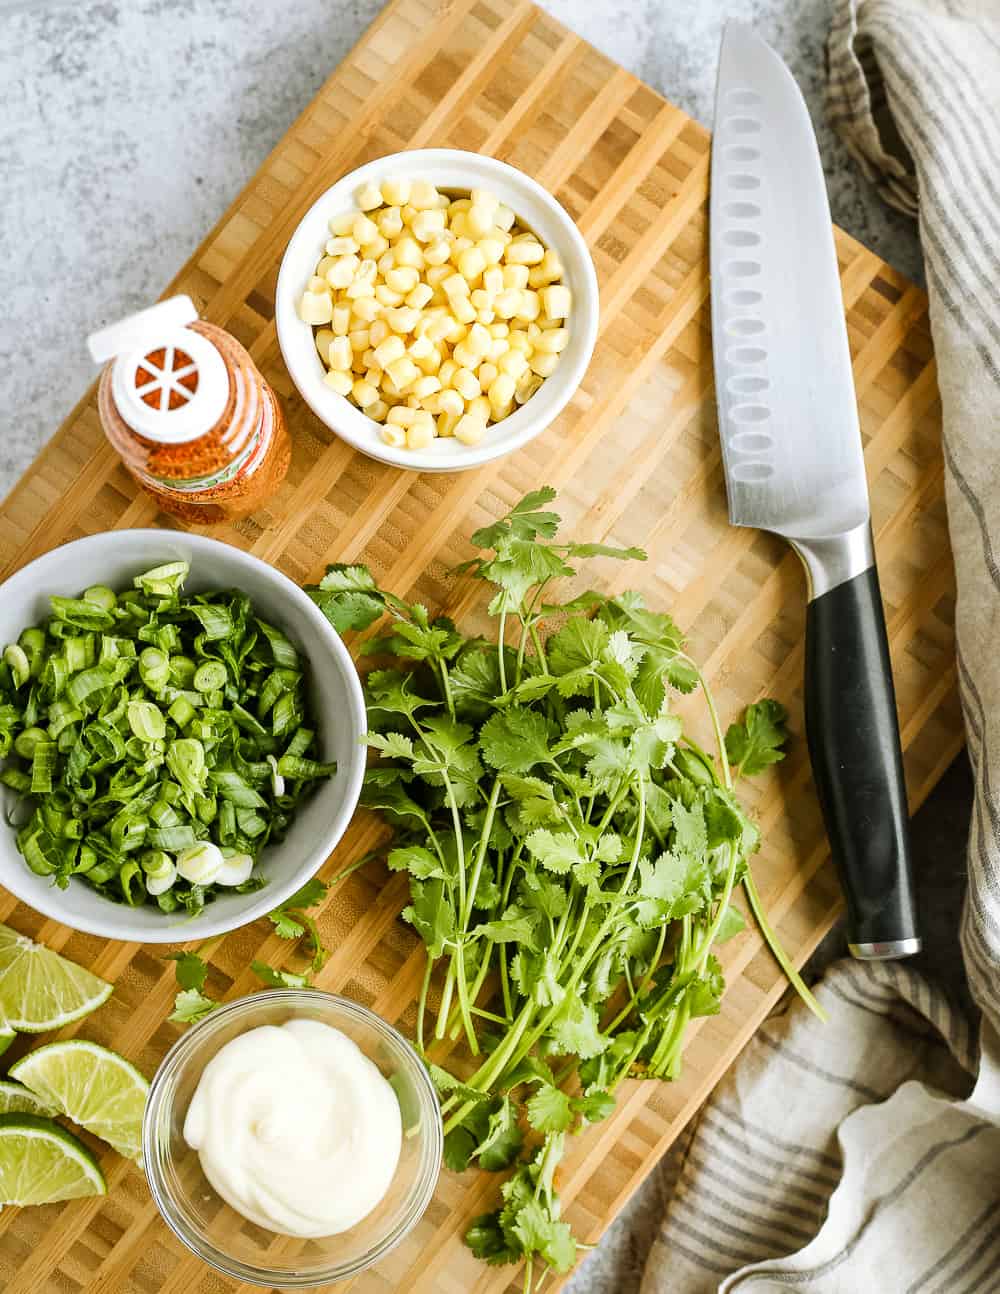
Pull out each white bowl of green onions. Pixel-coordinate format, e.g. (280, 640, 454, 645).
(0, 533, 366, 943)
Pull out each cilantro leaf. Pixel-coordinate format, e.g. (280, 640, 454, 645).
(165, 951, 208, 992)
(366, 731, 416, 761)
(465, 1212, 520, 1266)
(251, 961, 311, 989)
(403, 878, 455, 958)
(715, 904, 746, 943)
(274, 877, 328, 911)
(476, 905, 539, 948)
(634, 850, 712, 925)
(269, 911, 305, 940)
(572, 1089, 616, 1122)
(550, 998, 609, 1060)
(387, 844, 445, 880)
(479, 708, 553, 774)
(168, 988, 218, 1025)
(526, 1084, 573, 1133)
(524, 828, 586, 876)
(547, 618, 609, 677)
(725, 699, 789, 778)
(511, 1199, 577, 1273)
(307, 566, 386, 633)
(475, 1095, 524, 1171)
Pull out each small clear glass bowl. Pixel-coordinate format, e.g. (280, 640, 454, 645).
(143, 990, 442, 1287)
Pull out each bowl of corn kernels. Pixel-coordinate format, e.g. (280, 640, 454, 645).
(274, 149, 599, 471)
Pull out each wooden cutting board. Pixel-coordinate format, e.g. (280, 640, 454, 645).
(0, 0, 960, 1290)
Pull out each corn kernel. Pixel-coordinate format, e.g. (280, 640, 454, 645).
(444, 317, 468, 344)
(394, 237, 423, 268)
(478, 362, 498, 388)
(327, 335, 353, 371)
(479, 238, 505, 266)
(498, 349, 529, 379)
(471, 188, 499, 212)
(355, 182, 382, 211)
(455, 414, 486, 445)
(377, 206, 403, 239)
(494, 204, 515, 231)
(345, 278, 375, 299)
(307, 275, 328, 294)
(438, 359, 458, 386)
(385, 266, 419, 294)
(451, 296, 477, 324)
(477, 310, 496, 325)
(349, 328, 371, 353)
(437, 411, 460, 438)
(412, 209, 447, 242)
(369, 319, 390, 347)
(352, 379, 379, 408)
(411, 375, 442, 399)
(494, 289, 522, 319)
(329, 211, 356, 236)
(408, 180, 439, 210)
(406, 283, 434, 310)
(406, 421, 435, 450)
(380, 177, 411, 206)
(542, 285, 572, 319)
(457, 246, 487, 281)
(466, 205, 494, 239)
(488, 373, 516, 413)
(374, 284, 404, 307)
(386, 356, 420, 389)
(373, 334, 405, 367)
(490, 321, 510, 337)
(323, 369, 353, 395)
(515, 290, 541, 322)
(470, 288, 492, 311)
(488, 336, 510, 361)
(468, 395, 491, 422)
(507, 330, 532, 354)
(453, 368, 480, 401)
(381, 424, 407, 447)
(368, 398, 389, 420)
(351, 296, 380, 323)
(424, 238, 453, 266)
(482, 266, 504, 295)
(442, 272, 469, 298)
(438, 388, 464, 416)
(387, 306, 421, 334)
(298, 290, 333, 325)
(314, 328, 335, 362)
(502, 264, 530, 290)
(533, 327, 569, 353)
(530, 351, 560, 377)
(387, 405, 417, 428)
(505, 239, 544, 265)
(351, 215, 378, 246)
(465, 322, 492, 358)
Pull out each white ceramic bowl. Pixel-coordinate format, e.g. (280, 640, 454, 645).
(0, 532, 366, 944)
(275, 148, 599, 472)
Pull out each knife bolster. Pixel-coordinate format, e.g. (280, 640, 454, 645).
(790, 520, 874, 600)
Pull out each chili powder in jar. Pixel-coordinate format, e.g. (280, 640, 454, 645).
(89, 295, 290, 523)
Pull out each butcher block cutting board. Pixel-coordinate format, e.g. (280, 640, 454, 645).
(0, 0, 961, 1290)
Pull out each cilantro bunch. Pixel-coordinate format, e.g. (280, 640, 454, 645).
(309, 488, 820, 1289)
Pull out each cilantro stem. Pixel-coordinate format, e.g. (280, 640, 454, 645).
(529, 623, 549, 673)
(462, 779, 502, 929)
(743, 871, 827, 1021)
(416, 957, 432, 1053)
(498, 609, 509, 694)
(437, 659, 455, 720)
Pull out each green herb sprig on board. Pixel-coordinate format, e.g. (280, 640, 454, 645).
(309, 488, 821, 1290)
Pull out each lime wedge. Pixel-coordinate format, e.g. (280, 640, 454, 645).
(0, 924, 112, 1031)
(10, 1040, 148, 1163)
(0, 1028, 14, 1057)
(0, 1114, 106, 1204)
(0, 1081, 56, 1117)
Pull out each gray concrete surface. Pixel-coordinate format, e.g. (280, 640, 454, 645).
(0, 3, 960, 1293)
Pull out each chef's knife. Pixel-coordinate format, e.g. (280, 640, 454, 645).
(710, 22, 920, 959)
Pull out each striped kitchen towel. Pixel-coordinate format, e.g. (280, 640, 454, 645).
(641, 2, 1000, 1290)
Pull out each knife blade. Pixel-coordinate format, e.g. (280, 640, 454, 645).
(710, 22, 920, 960)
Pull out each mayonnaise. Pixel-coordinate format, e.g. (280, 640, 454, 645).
(183, 1018, 402, 1237)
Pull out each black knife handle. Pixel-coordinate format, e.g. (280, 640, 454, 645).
(803, 565, 920, 958)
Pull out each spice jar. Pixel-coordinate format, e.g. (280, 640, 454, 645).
(88, 295, 290, 523)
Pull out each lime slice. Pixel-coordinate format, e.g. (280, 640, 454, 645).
(0, 1114, 106, 1204)
(0, 1081, 56, 1117)
(0, 924, 112, 1031)
(10, 1040, 148, 1163)
(0, 1028, 14, 1057)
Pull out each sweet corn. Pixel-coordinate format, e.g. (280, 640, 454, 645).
(299, 174, 572, 447)
(455, 413, 486, 445)
(328, 336, 353, 371)
(323, 369, 353, 395)
(542, 285, 572, 319)
(407, 421, 435, 450)
(381, 424, 407, 448)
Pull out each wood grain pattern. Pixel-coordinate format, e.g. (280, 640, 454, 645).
(0, 1, 959, 1290)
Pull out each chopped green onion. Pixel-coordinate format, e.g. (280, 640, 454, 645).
(168, 695, 196, 728)
(134, 561, 189, 598)
(127, 700, 166, 742)
(83, 585, 117, 611)
(30, 741, 57, 794)
(193, 661, 227, 692)
(14, 726, 47, 760)
(139, 647, 170, 692)
(277, 754, 338, 780)
(3, 644, 30, 688)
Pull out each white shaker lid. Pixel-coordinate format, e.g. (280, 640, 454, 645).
(87, 295, 229, 444)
